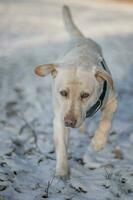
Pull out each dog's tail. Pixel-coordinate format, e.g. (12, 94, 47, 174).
(63, 5, 84, 38)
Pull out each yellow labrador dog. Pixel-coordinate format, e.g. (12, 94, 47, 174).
(35, 6, 117, 179)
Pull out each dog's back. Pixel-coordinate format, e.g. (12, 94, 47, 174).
(63, 5, 101, 52)
(63, 5, 83, 38)
(57, 6, 103, 69)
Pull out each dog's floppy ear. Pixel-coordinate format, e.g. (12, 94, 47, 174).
(35, 64, 58, 78)
(95, 68, 114, 90)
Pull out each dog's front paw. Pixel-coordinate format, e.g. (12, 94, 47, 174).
(91, 133, 107, 151)
(55, 168, 70, 181)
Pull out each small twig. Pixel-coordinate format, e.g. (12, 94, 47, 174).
(17, 112, 41, 153)
(104, 166, 113, 180)
(42, 174, 55, 198)
(18, 124, 27, 135)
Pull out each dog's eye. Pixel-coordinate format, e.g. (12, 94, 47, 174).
(81, 92, 90, 99)
(60, 90, 68, 97)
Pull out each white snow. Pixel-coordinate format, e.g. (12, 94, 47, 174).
(0, 0, 133, 199)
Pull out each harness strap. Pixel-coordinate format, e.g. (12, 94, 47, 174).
(86, 58, 107, 118)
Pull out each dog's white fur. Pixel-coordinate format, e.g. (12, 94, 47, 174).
(35, 6, 117, 179)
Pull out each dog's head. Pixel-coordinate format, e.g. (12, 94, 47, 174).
(35, 63, 113, 128)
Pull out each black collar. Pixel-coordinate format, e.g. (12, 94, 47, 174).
(86, 59, 107, 118)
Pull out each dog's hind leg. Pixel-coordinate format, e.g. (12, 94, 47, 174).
(91, 97, 117, 151)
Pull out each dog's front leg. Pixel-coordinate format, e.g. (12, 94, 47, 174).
(91, 98, 117, 151)
(53, 116, 69, 180)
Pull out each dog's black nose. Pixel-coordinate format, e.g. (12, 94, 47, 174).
(64, 117, 77, 128)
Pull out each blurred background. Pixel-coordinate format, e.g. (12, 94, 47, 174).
(0, 1, 133, 200)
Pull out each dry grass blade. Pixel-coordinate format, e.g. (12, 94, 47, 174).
(17, 112, 40, 152)
(42, 174, 55, 198)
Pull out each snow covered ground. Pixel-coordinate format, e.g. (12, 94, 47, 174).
(0, 0, 133, 199)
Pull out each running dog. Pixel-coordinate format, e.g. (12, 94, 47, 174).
(35, 6, 117, 180)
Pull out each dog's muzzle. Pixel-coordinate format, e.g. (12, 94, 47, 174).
(64, 116, 77, 128)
